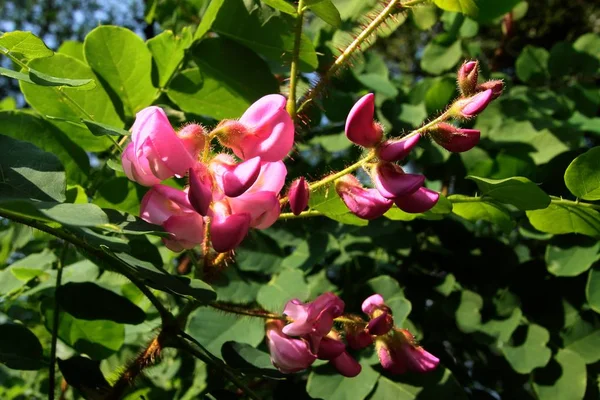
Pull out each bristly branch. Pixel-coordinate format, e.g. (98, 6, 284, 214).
(296, 0, 430, 115)
(286, 0, 306, 118)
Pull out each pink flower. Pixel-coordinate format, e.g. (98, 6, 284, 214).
(376, 330, 439, 374)
(431, 123, 480, 153)
(457, 60, 478, 96)
(266, 320, 317, 373)
(477, 79, 504, 100)
(330, 351, 362, 378)
(336, 175, 393, 220)
(122, 107, 202, 186)
(219, 95, 294, 162)
(372, 162, 425, 199)
(316, 336, 346, 360)
(209, 200, 251, 253)
(282, 293, 344, 352)
(288, 177, 310, 216)
(345, 93, 383, 148)
(367, 311, 393, 336)
(453, 89, 493, 118)
(362, 294, 386, 315)
(394, 187, 439, 214)
(228, 191, 280, 229)
(188, 165, 214, 216)
(140, 185, 204, 252)
(376, 135, 420, 162)
(217, 156, 262, 198)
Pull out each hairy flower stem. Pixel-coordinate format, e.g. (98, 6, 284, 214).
(286, 0, 306, 118)
(210, 301, 287, 320)
(296, 0, 429, 115)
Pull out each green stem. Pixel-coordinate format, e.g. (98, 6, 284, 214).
(296, 0, 429, 115)
(210, 301, 286, 320)
(278, 210, 324, 220)
(286, 0, 306, 118)
(550, 196, 600, 211)
(49, 245, 68, 400)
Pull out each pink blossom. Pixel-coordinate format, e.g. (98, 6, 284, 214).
(140, 185, 204, 252)
(209, 200, 251, 253)
(330, 351, 362, 377)
(362, 294, 386, 315)
(394, 187, 439, 214)
(282, 293, 344, 352)
(431, 123, 480, 153)
(316, 336, 346, 360)
(345, 93, 383, 148)
(188, 165, 214, 216)
(219, 95, 294, 162)
(376, 330, 439, 374)
(367, 311, 393, 336)
(454, 89, 493, 117)
(221, 156, 262, 197)
(376, 135, 420, 162)
(266, 320, 317, 373)
(336, 175, 393, 220)
(122, 107, 201, 186)
(288, 177, 310, 216)
(372, 162, 425, 199)
(228, 191, 280, 229)
(457, 60, 478, 96)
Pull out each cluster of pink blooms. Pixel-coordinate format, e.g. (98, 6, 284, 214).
(266, 292, 439, 376)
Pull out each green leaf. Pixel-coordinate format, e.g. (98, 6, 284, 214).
(411, 4, 438, 30)
(168, 38, 278, 119)
(28, 69, 95, 89)
(501, 324, 552, 374)
(564, 147, 600, 201)
(564, 323, 600, 364)
(82, 119, 129, 137)
(42, 300, 124, 360)
(370, 368, 467, 399)
(281, 232, 331, 270)
(367, 275, 412, 326)
(420, 40, 462, 75)
(57, 356, 111, 396)
(0, 66, 34, 83)
(526, 203, 600, 238)
(533, 349, 587, 400)
(257, 268, 309, 313)
(262, 0, 297, 15)
(57, 282, 146, 325)
(307, 363, 379, 400)
(196, 0, 318, 72)
(20, 53, 122, 152)
(455, 290, 482, 333)
(0, 323, 44, 370)
(425, 77, 457, 114)
(309, 183, 368, 226)
(0, 200, 110, 227)
(546, 238, 600, 277)
(449, 195, 514, 232)
(235, 231, 284, 274)
(309, 0, 342, 28)
(57, 40, 85, 61)
(467, 176, 551, 210)
(433, 0, 478, 18)
(515, 46, 550, 85)
(221, 341, 283, 378)
(147, 28, 193, 88)
(84, 26, 158, 118)
(586, 265, 600, 315)
(0, 134, 66, 202)
(187, 307, 265, 357)
(93, 178, 145, 216)
(0, 31, 53, 60)
(474, 0, 521, 23)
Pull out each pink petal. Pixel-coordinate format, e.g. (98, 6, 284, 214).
(336, 175, 393, 220)
(162, 214, 204, 252)
(222, 156, 262, 197)
(188, 166, 214, 216)
(345, 93, 383, 148)
(266, 320, 317, 374)
(376, 135, 420, 162)
(316, 337, 346, 360)
(210, 212, 251, 253)
(394, 187, 439, 214)
(362, 294, 385, 314)
(459, 89, 493, 117)
(228, 191, 280, 229)
(288, 177, 310, 216)
(373, 163, 424, 199)
(330, 352, 362, 377)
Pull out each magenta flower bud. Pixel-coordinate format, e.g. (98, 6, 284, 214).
(335, 175, 393, 220)
(140, 185, 204, 252)
(266, 320, 317, 374)
(222, 156, 262, 197)
(288, 177, 310, 216)
(282, 293, 344, 353)
(330, 351, 362, 377)
(346, 329, 373, 350)
(376, 330, 439, 374)
(477, 79, 504, 100)
(372, 162, 425, 199)
(188, 166, 213, 216)
(453, 89, 493, 118)
(316, 336, 346, 360)
(122, 107, 199, 186)
(394, 187, 439, 214)
(362, 294, 386, 315)
(457, 60, 479, 96)
(345, 93, 383, 148)
(209, 201, 251, 253)
(376, 134, 420, 162)
(219, 95, 294, 162)
(367, 311, 393, 336)
(431, 123, 481, 153)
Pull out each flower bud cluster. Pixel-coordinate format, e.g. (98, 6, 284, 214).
(266, 293, 439, 377)
(121, 95, 294, 253)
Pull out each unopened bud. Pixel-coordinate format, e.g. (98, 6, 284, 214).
(336, 175, 393, 220)
(376, 134, 420, 162)
(188, 166, 213, 216)
(457, 61, 479, 96)
(430, 122, 480, 153)
(288, 177, 310, 215)
(452, 89, 493, 118)
(477, 80, 504, 100)
(345, 93, 383, 148)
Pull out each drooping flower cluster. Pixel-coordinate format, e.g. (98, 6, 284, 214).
(266, 292, 439, 377)
(122, 95, 294, 252)
(336, 61, 502, 220)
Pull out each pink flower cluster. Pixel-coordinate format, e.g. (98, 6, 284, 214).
(121, 95, 294, 252)
(266, 293, 439, 377)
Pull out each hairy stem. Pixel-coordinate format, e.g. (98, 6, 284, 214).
(286, 0, 306, 118)
(279, 210, 324, 220)
(210, 301, 287, 320)
(49, 245, 68, 400)
(550, 196, 600, 210)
